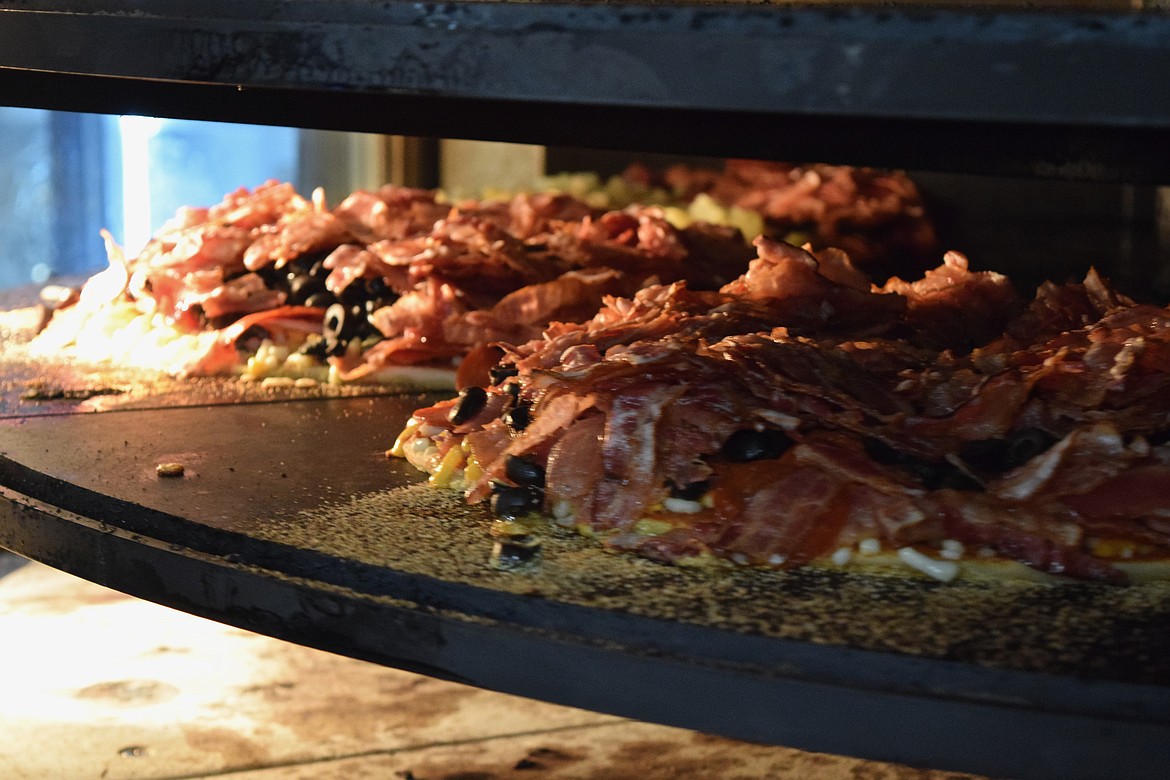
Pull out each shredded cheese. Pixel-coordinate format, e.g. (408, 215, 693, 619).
(428, 447, 465, 488)
(462, 453, 484, 486)
(389, 417, 422, 458)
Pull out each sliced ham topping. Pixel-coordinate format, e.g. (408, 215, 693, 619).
(487, 268, 631, 328)
(365, 280, 467, 366)
(988, 423, 1131, 503)
(720, 238, 907, 334)
(544, 415, 607, 525)
(195, 272, 287, 322)
(591, 384, 687, 529)
(882, 251, 1022, 351)
(938, 496, 1127, 584)
(242, 211, 352, 272)
(322, 245, 388, 296)
(703, 459, 850, 566)
(1063, 465, 1170, 522)
(507, 192, 598, 238)
(333, 186, 452, 243)
(410, 397, 460, 429)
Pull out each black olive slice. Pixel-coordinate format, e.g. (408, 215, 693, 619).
(351, 304, 380, 339)
(490, 485, 543, 520)
(339, 283, 368, 309)
(960, 428, 1058, 473)
(873, 445, 946, 486)
(505, 405, 531, 431)
(448, 386, 488, 425)
(864, 438, 983, 492)
(1003, 428, 1059, 469)
(323, 302, 360, 343)
(504, 381, 522, 404)
(297, 335, 329, 359)
(285, 253, 317, 276)
(489, 364, 520, 385)
(304, 291, 338, 309)
(255, 264, 285, 290)
(668, 479, 711, 501)
(364, 276, 390, 297)
(234, 324, 270, 352)
(862, 438, 901, 464)
(932, 469, 984, 492)
(288, 274, 326, 305)
(505, 455, 546, 488)
(721, 429, 792, 462)
(489, 536, 542, 569)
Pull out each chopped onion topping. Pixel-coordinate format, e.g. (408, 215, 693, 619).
(830, 547, 853, 566)
(663, 497, 703, 514)
(939, 539, 965, 561)
(897, 547, 959, 582)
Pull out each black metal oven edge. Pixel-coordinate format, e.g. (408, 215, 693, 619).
(4, 69, 1170, 184)
(3, 483, 1170, 780)
(5, 2, 1170, 131)
(2, 449, 1169, 718)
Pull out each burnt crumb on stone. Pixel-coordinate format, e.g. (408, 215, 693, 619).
(514, 747, 577, 770)
(489, 536, 542, 571)
(21, 383, 124, 401)
(155, 462, 185, 478)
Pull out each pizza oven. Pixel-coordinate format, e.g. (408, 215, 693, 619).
(3, 2, 1170, 778)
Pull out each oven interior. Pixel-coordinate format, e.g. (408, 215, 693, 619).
(3, 2, 1170, 778)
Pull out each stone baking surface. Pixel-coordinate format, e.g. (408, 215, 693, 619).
(257, 481, 1170, 684)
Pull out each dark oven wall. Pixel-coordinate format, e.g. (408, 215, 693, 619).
(2, 1, 1170, 176)
(2, 0, 1170, 298)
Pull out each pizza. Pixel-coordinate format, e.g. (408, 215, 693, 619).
(508, 159, 938, 280)
(29, 164, 932, 390)
(28, 181, 741, 386)
(620, 158, 939, 280)
(391, 236, 1170, 584)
